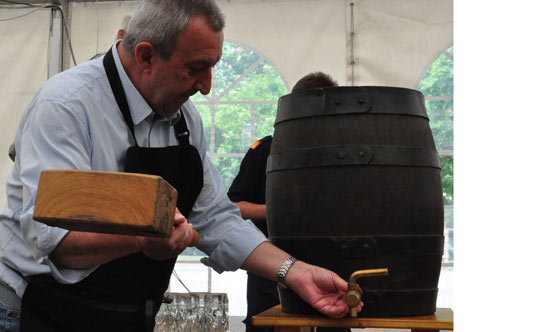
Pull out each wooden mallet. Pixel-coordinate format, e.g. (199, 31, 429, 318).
(33, 170, 200, 246)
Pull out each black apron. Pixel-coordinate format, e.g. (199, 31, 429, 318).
(20, 48, 204, 332)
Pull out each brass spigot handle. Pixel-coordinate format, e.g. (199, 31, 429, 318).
(349, 268, 389, 283)
(345, 268, 388, 318)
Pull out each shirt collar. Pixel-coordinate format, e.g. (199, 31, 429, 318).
(110, 42, 180, 126)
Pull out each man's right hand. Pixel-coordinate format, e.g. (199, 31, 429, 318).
(135, 210, 195, 261)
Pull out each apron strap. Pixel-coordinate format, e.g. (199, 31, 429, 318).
(174, 110, 191, 146)
(103, 47, 138, 145)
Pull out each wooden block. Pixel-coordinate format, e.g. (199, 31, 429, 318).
(33, 170, 178, 237)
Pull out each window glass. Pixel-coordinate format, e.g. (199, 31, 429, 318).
(215, 43, 261, 97)
(254, 104, 278, 140)
(221, 60, 287, 101)
(214, 157, 244, 190)
(214, 104, 252, 155)
(441, 156, 454, 205)
(426, 100, 453, 151)
(418, 46, 454, 264)
(418, 47, 453, 96)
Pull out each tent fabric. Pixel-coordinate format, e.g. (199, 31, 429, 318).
(353, 0, 453, 87)
(68, 0, 452, 88)
(0, 0, 453, 203)
(0, 7, 50, 204)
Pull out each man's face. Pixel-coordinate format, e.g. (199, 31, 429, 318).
(146, 16, 223, 116)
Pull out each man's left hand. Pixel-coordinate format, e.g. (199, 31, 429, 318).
(284, 261, 363, 318)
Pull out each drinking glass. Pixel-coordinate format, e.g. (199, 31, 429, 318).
(205, 293, 228, 332)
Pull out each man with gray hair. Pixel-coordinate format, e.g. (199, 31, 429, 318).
(0, 1, 360, 331)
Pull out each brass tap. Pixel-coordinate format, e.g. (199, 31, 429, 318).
(345, 268, 388, 317)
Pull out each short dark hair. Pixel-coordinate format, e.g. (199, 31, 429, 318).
(291, 72, 338, 92)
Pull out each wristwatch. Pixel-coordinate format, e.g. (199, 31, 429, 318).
(277, 256, 297, 287)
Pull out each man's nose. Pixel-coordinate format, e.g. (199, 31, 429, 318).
(195, 68, 213, 95)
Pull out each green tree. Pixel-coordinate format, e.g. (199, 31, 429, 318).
(419, 46, 454, 264)
(191, 42, 286, 189)
(418, 46, 454, 205)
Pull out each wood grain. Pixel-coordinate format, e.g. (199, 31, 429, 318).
(33, 170, 178, 237)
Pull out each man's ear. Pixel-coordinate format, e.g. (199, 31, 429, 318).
(134, 42, 156, 70)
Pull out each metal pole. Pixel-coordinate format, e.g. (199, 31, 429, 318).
(47, 6, 63, 78)
(349, 1, 356, 86)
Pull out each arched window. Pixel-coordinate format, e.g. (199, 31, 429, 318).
(418, 45, 454, 264)
(191, 41, 287, 188)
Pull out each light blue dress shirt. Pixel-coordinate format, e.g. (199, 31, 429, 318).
(0, 42, 267, 298)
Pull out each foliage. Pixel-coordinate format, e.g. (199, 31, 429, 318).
(419, 47, 454, 264)
(426, 100, 453, 151)
(215, 43, 261, 97)
(215, 104, 252, 154)
(418, 46, 453, 96)
(254, 104, 278, 139)
(190, 42, 286, 190)
(419, 46, 454, 206)
(441, 156, 454, 205)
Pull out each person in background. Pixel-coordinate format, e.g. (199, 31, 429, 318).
(0, 1, 360, 331)
(90, 14, 132, 60)
(228, 72, 350, 332)
(116, 14, 132, 40)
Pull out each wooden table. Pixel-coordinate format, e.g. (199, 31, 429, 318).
(253, 305, 453, 332)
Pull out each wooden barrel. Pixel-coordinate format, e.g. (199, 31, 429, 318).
(266, 86, 443, 317)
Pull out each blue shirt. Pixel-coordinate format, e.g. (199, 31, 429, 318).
(0, 42, 267, 298)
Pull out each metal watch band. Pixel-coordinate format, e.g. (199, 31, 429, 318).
(276, 256, 297, 286)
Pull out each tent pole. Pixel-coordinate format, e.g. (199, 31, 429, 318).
(349, 1, 355, 86)
(47, 4, 63, 78)
(47, 0, 70, 78)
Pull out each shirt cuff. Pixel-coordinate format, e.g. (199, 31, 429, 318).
(41, 227, 98, 285)
(48, 259, 97, 285)
(200, 219, 267, 273)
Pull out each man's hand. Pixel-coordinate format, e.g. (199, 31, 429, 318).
(241, 242, 362, 318)
(284, 261, 363, 318)
(135, 209, 195, 261)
